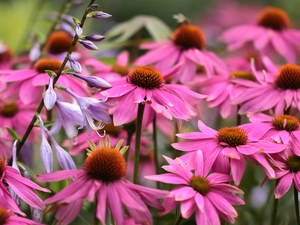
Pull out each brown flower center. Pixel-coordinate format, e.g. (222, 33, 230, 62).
(272, 115, 299, 131)
(111, 64, 130, 76)
(34, 58, 62, 73)
(172, 24, 206, 50)
(0, 45, 12, 63)
(0, 158, 5, 179)
(217, 127, 248, 147)
(231, 71, 256, 81)
(0, 207, 9, 225)
(257, 7, 290, 31)
(46, 31, 74, 54)
(128, 66, 164, 89)
(286, 155, 300, 172)
(84, 147, 126, 182)
(0, 103, 19, 117)
(275, 64, 300, 90)
(101, 123, 121, 137)
(190, 176, 210, 195)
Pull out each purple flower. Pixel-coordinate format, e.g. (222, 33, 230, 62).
(78, 39, 98, 50)
(68, 72, 112, 89)
(87, 11, 112, 19)
(84, 34, 105, 42)
(68, 56, 82, 73)
(65, 88, 112, 134)
(43, 76, 57, 110)
(50, 100, 83, 139)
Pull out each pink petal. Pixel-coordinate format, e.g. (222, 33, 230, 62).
(195, 193, 205, 212)
(107, 183, 124, 225)
(207, 192, 237, 218)
(195, 150, 205, 176)
(96, 185, 107, 224)
(231, 157, 246, 186)
(36, 169, 83, 182)
(113, 93, 138, 126)
(198, 120, 217, 135)
(117, 51, 129, 66)
(171, 186, 196, 201)
(145, 174, 187, 185)
(181, 198, 196, 218)
(1, 70, 36, 81)
(274, 173, 293, 198)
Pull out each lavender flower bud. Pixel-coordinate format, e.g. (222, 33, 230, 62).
(29, 42, 41, 62)
(89, 4, 99, 10)
(87, 11, 112, 19)
(44, 76, 57, 110)
(78, 39, 98, 50)
(75, 23, 83, 36)
(31, 208, 43, 222)
(70, 73, 112, 89)
(68, 57, 82, 73)
(84, 34, 105, 42)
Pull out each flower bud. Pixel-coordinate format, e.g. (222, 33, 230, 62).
(84, 34, 105, 42)
(78, 39, 98, 50)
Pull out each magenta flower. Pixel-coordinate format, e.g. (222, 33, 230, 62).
(271, 147, 300, 198)
(146, 151, 245, 224)
(36, 137, 168, 225)
(1, 58, 88, 104)
(0, 157, 49, 216)
(232, 57, 300, 115)
(103, 64, 205, 126)
(0, 205, 44, 225)
(172, 120, 286, 185)
(221, 7, 300, 62)
(242, 114, 300, 153)
(134, 23, 227, 83)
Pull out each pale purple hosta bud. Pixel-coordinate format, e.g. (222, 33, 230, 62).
(31, 208, 43, 222)
(60, 22, 75, 37)
(87, 11, 112, 19)
(89, 4, 99, 10)
(84, 34, 105, 42)
(29, 42, 41, 62)
(44, 76, 57, 110)
(9, 140, 21, 208)
(37, 115, 53, 173)
(45, 129, 76, 170)
(69, 73, 111, 89)
(72, 0, 82, 7)
(78, 39, 98, 50)
(75, 23, 83, 36)
(68, 56, 82, 73)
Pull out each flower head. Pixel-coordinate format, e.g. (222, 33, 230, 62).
(104, 64, 205, 126)
(146, 151, 245, 224)
(221, 7, 300, 62)
(172, 120, 286, 185)
(36, 136, 168, 225)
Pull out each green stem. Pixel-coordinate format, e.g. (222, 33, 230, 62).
(294, 185, 300, 225)
(270, 180, 279, 225)
(174, 213, 182, 225)
(13, 0, 96, 160)
(130, 28, 143, 62)
(94, 198, 99, 225)
(152, 113, 160, 187)
(133, 104, 145, 184)
(237, 105, 242, 126)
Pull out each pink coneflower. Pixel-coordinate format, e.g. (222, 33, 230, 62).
(146, 151, 245, 224)
(221, 7, 300, 62)
(232, 57, 300, 115)
(0, 100, 37, 142)
(242, 114, 300, 152)
(0, 157, 49, 216)
(103, 64, 205, 126)
(85, 51, 131, 82)
(172, 120, 286, 185)
(0, 42, 13, 70)
(36, 137, 168, 225)
(1, 58, 88, 104)
(194, 66, 256, 118)
(134, 23, 227, 83)
(0, 205, 44, 225)
(271, 147, 300, 198)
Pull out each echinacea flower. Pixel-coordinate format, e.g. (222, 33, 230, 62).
(1, 58, 88, 104)
(242, 114, 300, 154)
(271, 147, 300, 198)
(135, 23, 227, 83)
(172, 120, 286, 185)
(232, 57, 300, 115)
(0, 206, 44, 225)
(0, 157, 49, 216)
(221, 7, 300, 62)
(103, 64, 205, 126)
(36, 137, 168, 225)
(146, 151, 245, 225)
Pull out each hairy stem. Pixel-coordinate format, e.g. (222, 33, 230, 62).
(133, 103, 145, 184)
(174, 212, 182, 225)
(294, 185, 300, 225)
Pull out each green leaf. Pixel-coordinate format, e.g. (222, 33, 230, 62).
(34, 121, 55, 128)
(45, 70, 57, 77)
(62, 68, 74, 73)
(5, 126, 21, 140)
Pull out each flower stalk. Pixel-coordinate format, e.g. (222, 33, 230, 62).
(133, 103, 145, 184)
(14, 0, 97, 160)
(294, 185, 300, 225)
